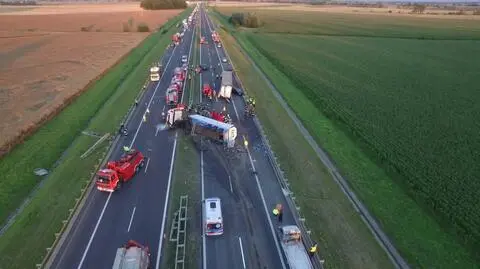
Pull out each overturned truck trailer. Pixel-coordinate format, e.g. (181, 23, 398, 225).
(190, 114, 237, 148)
(166, 106, 237, 148)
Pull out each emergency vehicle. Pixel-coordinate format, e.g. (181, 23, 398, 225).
(204, 197, 223, 236)
(112, 240, 150, 269)
(278, 225, 314, 269)
(165, 88, 179, 107)
(96, 149, 145, 192)
(150, 65, 160, 82)
(202, 84, 214, 100)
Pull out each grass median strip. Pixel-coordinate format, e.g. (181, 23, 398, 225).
(163, 135, 201, 269)
(163, 22, 201, 269)
(212, 14, 394, 269)
(0, 9, 191, 269)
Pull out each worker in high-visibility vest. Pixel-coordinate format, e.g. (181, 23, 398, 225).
(272, 204, 283, 222)
(308, 243, 318, 258)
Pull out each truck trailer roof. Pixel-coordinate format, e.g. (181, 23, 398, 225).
(221, 71, 232, 86)
(189, 114, 235, 133)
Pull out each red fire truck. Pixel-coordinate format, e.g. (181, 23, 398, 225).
(211, 31, 220, 43)
(96, 149, 145, 192)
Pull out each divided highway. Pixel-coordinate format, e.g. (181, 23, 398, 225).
(198, 6, 306, 269)
(47, 5, 314, 269)
(48, 14, 196, 269)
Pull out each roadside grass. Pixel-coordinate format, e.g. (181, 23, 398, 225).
(211, 9, 479, 269)
(212, 16, 393, 269)
(162, 135, 201, 269)
(217, 7, 480, 40)
(0, 9, 191, 269)
(163, 18, 201, 269)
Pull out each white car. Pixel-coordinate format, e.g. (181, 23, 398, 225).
(221, 57, 227, 63)
(217, 44, 222, 48)
(181, 55, 188, 63)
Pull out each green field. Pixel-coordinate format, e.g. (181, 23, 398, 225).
(215, 7, 480, 269)
(0, 9, 190, 269)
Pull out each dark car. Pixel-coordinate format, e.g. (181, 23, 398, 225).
(200, 64, 209, 71)
(233, 87, 244, 96)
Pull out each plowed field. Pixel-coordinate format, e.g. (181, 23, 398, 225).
(0, 4, 181, 153)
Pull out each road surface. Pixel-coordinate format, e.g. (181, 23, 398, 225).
(48, 12, 196, 269)
(198, 6, 310, 269)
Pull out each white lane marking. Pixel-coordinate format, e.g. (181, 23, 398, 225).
(76, 194, 112, 269)
(204, 12, 288, 269)
(199, 9, 208, 269)
(201, 152, 207, 269)
(76, 40, 179, 269)
(155, 127, 160, 137)
(228, 175, 233, 193)
(238, 236, 246, 269)
(127, 206, 136, 232)
(155, 11, 196, 269)
(144, 158, 151, 174)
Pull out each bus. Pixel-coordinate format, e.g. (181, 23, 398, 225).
(204, 197, 223, 236)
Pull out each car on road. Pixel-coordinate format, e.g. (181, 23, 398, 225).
(221, 57, 227, 63)
(182, 63, 188, 71)
(217, 43, 222, 48)
(181, 55, 188, 63)
(199, 64, 209, 71)
(233, 86, 244, 96)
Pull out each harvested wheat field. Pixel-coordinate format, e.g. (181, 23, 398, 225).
(0, 3, 181, 149)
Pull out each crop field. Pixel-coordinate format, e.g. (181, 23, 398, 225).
(0, 4, 181, 154)
(216, 6, 480, 269)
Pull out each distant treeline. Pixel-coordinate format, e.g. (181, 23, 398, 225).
(140, 0, 186, 10)
(0, 0, 37, 5)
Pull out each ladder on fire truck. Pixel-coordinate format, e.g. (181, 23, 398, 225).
(168, 195, 188, 269)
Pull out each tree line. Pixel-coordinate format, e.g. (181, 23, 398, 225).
(140, 0, 186, 10)
(229, 12, 262, 28)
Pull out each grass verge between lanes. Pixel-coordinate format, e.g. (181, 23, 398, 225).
(210, 9, 478, 269)
(163, 23, 201, 269)
(209, 12, 393, 269)
(163, 136, 201, 269)
(0, 9, 191, 269)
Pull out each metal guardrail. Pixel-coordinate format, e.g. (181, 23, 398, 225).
(211, 21, 326, 268)
(174, 195, 188, 269)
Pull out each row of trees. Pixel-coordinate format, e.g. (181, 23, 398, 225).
(229, 12, 262, 28)
(140, 0, 186, 10)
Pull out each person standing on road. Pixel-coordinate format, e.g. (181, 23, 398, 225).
(308, 243, 318, 258)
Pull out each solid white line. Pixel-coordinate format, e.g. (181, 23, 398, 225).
(154, 132, 178, 269)
(204, 12, 288, 269)
(155, 10, 196, 269)
(228, 175, 233, 193)
(129, 48, 179, 148)
(201, 152, 207, 269)
(127, 206, 136, 232)
(76, 194, 112, 269)
(238, 236, 246, 269)
(144, 158, 151, 174)
(199, 9, 208, 269)
(76, 34, 180, 269)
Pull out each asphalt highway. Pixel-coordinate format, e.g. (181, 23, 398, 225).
(198, 6, 305, 269)
(48, 12, 196, 269)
